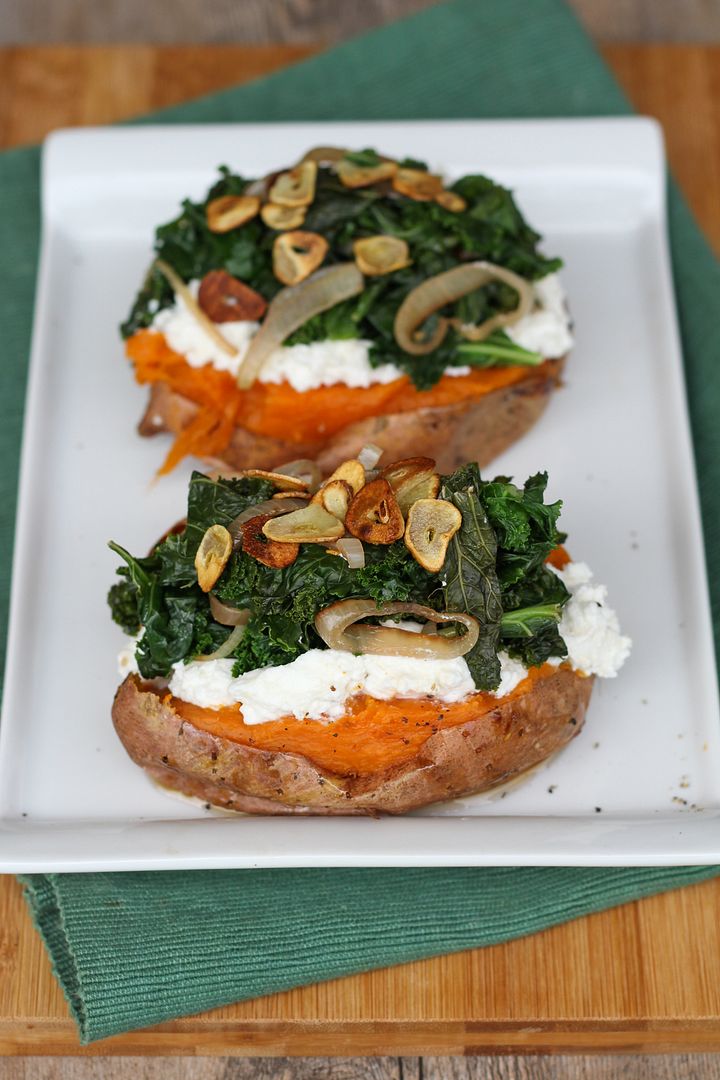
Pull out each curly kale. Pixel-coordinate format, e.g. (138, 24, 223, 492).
(107, 575, 141, 636)
(108, 468, 570, 688)
(440, 465, 569, 686)
(121, 154, 561, 390)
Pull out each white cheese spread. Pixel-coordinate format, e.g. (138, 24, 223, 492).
(151, 272, 571, 389)
(167, 649, 476, 725)
(117, 640, 140, 677)
(154, 294, 258, 374)
(494, 651, 529, 697)
(549, 561, 632, 678)
(506, 272, 574, 357)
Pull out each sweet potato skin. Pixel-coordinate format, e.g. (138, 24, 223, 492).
(112, 667, 593, 815)
(138, 359, 565, 474)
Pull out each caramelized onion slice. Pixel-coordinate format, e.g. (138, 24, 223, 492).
(194, 622, 246, 662)
(209, 595, 251, 627)
(315, 599, 479, 659)
(236, 263, 364, 388)
(155, 259, 238, 360)
(329, 537, 366, 569)
(393, 261, 533, 356)
(357, 443, 384, 470)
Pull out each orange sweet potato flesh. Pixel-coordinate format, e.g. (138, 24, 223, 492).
(127, 330, 564, 475)
(112, 666, 593, 815)
(546, 545, 570, 570)
(171, 664, 553, 776)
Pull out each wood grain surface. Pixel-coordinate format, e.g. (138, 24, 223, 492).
(0, 44, 717, 253)
(3, 1058, 720, 1079)
(3, 0, 720, 45)
(0, 42, 719, 1063)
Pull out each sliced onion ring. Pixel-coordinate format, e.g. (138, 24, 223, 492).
(155, 259, 238, 359)
(315, 599, 479, 659)
(208, 595, 251, 627)
(236, 264, 364, 389)
(328, 538, 366, 569)
(393, 261, 533, 356)
(193, 622, 246, 662)
(227, 498, 307, 544)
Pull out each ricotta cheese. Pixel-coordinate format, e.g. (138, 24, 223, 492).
(151, 271, 571, 388)
(153, 283, 258, 374)
(117, 637, 140, 677)
(506, 272, 574, 358)
(166, 647, 537, 721)
(494, 651, 529, 697)
(550, 561, 632, 678)
(168, 648, 476, 725)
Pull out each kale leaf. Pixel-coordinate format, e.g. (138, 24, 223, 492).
(441, 463, 503, 690)
(108, 472, 273, 678)
(438, 466, 570, 683)
(501, 601, 567, 668)
(218, 540, 439, 674)
(108, 542, 200, 678)
(479, 474, 569, 667)
(122, 158, 562, 390)
(480, 472, 565, 587)
(107, 575, 141, 636)
(155, 471, 274, 587)
(108, 467, 570, 685)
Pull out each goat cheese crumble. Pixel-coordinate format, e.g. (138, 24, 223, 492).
(506, 272, 574, 358)
(549, 561, 632, 678)
(167, 649, 477, 725)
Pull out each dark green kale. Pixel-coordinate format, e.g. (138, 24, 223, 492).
(108, 467, 570, 686)
(501, 601, 567, 668)
(107, 574, 141, 636)
(397, 156, 429, 171)
(154, 471, 274, 587)
(108, 472, 273, 678)
(217, 541, 439, 674)
(479, 473, 568, 667)
(108, 471, 438, 679)
(108, 542, 200, 678)
(480, 472, 565, 586)
(499, 563, 568, 666)
(455, 330, 541, 368)
(440, 463, 503, 690)
(122, 154, 562, 390)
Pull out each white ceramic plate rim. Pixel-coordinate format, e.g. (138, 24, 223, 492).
(1, 118, 719, 871)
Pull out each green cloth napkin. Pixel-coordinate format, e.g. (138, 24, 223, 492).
(4, 0, 719, 1044)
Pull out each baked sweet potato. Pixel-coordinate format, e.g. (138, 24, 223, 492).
(112, 665, 592, 815)
(138, 357, 565, 474)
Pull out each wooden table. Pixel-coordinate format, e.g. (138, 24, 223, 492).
(1, 43, 720, 1057)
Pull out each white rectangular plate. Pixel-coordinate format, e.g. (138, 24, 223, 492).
(1, 119, 719, 871)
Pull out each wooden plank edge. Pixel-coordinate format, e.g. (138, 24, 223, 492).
(5, 1021, 720, 1057)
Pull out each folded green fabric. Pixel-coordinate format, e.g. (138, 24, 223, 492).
(21, 865, 720, 1041)
(4, 0, 720, 1045)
